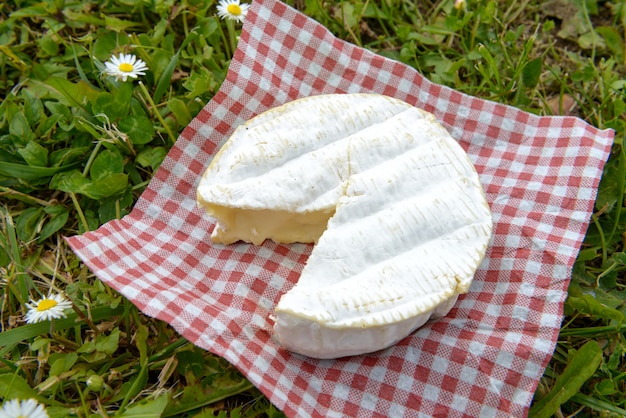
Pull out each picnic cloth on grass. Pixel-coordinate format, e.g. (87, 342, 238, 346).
(66, 0, 615, 416)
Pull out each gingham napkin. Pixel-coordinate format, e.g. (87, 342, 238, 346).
(66, 0, 614, 415)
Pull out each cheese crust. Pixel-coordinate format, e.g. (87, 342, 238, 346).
(197, 94, 492, 358)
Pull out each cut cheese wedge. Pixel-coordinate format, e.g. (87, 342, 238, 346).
(197, 94, 493, 358)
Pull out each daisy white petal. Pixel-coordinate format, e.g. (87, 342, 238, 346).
(102, 53, 148, 82)
(25, 293, 73, 324)
(0, 399, 49, 418)
(217, 0, 249, 23)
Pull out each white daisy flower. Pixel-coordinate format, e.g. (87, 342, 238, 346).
(103, 53, 148, 82)
(25, 293, 73, 324)
(0, 398, 49, 418)
(217, 0, 249, 23)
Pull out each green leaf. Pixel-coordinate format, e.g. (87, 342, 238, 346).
(408, 32, 439, 46)
(38, 205, 69, 243)
(167, 98, 192, 127)
(46, 407, 75, 418)
(49, 352, 78, 377)
(92, 81, 134, 122)
(529, 341, 602, 418)
(15, 207, 43, 243)
(118, 115, 155, 145)
(90, 149, 124, 181)
(183, 67, 217, 99)
(76, 340, 97, 355)
(29, 337, 52, 351)
(590, 287, 626, 313)
(39, 77, 99, 109)
(22, 88, 44, 127)
(49, 146, 89, 167)
(84, 173, 129, 199)
(477, 44, 500, 86)
(95, 328, 120, 355)
(37, 34, 60, 57)
(17, 141, 49, 167)
(104, 15, 140, 32)
(176, 349, 205, 382)
(98, 189, 133, 223)
(596, 26, 624, 62)
(62, 9, 105, 27)
(7, 4, 49, 19)
(43, 101, 73, 130)
(522, 57, 542, 89)
(0, 373, 51, 405)
(136, 146, 167, 171)
(93, 32, 128, 61)
(595, 379, 618, 396)
(566, 294, 624, 323)
(50, 170, 92, 195)
(575, 248, 599, 263)
(53, 168, 125, 205)
(9, 112, 34, 141)
(35, 113, 63, 138)
(116, 393, 169, 418)
(92, 92, 128, 121)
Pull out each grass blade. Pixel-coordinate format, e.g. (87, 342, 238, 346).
(0, 161, 82, 180)
(152, 52, 179, 105)
(570, 392, 626, 416)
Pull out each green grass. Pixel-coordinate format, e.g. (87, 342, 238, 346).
(1, 0, 625, 416)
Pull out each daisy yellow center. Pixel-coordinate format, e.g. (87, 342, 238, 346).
(119, 63, 134, 72)
(227, 3, 242, 15)
(37, 299, 58, 311)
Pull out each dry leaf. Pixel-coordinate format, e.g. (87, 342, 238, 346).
(547, 94, 578, 116)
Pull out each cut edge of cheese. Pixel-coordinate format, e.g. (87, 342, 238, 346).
(202, 205, 334, 245)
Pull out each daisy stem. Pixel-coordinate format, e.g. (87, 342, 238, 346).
(226, 19, 238, 56)
(72, 303, 100, 334)
(217, 20, 232, 58)
(137, 81, 177, 146)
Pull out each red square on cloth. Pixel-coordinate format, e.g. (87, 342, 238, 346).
(66, 0, 614, 416)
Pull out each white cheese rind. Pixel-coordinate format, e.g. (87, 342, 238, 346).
(197, 93, 493, 358)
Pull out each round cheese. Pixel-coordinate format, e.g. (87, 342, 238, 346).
(197, 94, 492, 358)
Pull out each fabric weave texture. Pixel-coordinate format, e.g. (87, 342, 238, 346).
(66, 0, 614, 416)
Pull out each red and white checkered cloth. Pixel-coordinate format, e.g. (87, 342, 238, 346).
(66, 0, 614, 416)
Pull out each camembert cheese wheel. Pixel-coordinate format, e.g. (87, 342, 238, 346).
(197, 94, 492, 358)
